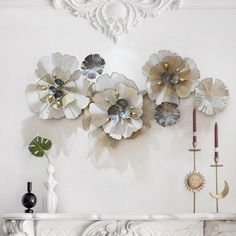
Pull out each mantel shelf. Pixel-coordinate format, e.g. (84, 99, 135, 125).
(3, 213, 236, 221)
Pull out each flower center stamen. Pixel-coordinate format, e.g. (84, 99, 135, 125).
(107, 99, 132, 120)
(160, 65, 182, 85)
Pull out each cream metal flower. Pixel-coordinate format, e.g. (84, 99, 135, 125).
(143, 50, 200, 105)
(194, 78, 229, 116)
(26, 52, 90, 119)
(89, 72, 144, 140)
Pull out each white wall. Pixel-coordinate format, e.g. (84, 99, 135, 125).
(0, 1, 236, 234)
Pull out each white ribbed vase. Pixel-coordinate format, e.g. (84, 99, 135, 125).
(45, 164, 58, 213)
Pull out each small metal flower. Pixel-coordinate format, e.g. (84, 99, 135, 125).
(154, 102, 180, 127)
(195, 78, 229, 115)
(26, 52, 90, 119)
(143, 50, 200, 105)
(81, 54, 105, 79)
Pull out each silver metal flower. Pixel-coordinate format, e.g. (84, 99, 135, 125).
(81, 54, 105, 79)
(194, 78, 229, 115)
(154, 102, 180, 127)
(89, 72, 144, 140)
(26, 52, 90, 119)
(143, 50, 200, 105)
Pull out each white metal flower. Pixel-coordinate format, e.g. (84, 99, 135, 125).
(143, 50, 200, 105)
(89, 72, 144, 140)
(194, 78, 229, 115)
(26, 52, 90, 119)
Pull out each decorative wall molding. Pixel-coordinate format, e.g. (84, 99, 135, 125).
(52, 0, 181, 43)
(3, 220, 34, 236)
(81, 220, 203, 236)
(0, 0, 236, 42)
(3, 214, 236, 236)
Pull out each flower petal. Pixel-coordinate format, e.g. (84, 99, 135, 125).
(52, 68, 70, 82)
(36, 55, 55, 79)
(89, 103, 109, 127)
(175, 79, 197, 98)
(92, 90, 117, 111)
(70, 70, 81, 81)
(109, 119, 126, 140)
(130, 118, 143, 130)
(116, 83, 143, 115)
(143, 51, 179, 77)
(26, 84, 45, 113)
(123, 118, 143, 138)
(39, 103, 64, 119)
(36, 52, 79, 79)
(103, 118, 120, 136)
(63, 102, 82, 119)
(55, 53, 79, 74)
(94, 72, 137, 92)
(147, 78, 179, 104)
(74, 93, 90, 109)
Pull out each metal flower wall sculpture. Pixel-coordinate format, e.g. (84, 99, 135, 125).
(25, 50, 229, 150)
(143, 50, 200, 127)
(83, 72, 154, 148)
(26, 52, 90, 119)
(194, 78, 229, 116)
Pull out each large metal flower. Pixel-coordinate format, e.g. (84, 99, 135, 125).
(26, 52, 90, 119)
(89, 72, 144, 140)
(81, 54, 105, 79)
(143, 50, 200, 105)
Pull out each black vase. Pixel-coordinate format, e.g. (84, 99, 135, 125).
(21, 182, 37, 213)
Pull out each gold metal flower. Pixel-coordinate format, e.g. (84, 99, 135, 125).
(143, 50, 200, 105)
(184, 171, 206, 192)
(25, 52, 90, 119)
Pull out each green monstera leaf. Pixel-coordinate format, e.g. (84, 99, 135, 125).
(28, 136, 52, 159)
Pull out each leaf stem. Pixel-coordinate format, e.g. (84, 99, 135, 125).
(44, 152, 51, 164)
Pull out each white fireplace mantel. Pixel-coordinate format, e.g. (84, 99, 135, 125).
(3, 213, 236, 236)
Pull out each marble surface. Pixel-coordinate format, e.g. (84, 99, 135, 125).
(3, 213, 236, 221)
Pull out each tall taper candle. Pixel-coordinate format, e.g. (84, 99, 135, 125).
(193, 108, 197, 146)
(214, 122, 218, 158)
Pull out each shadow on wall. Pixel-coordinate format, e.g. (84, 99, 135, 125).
(21, 97, 217, 178)
(87, 128, 158, 178)
(21, 116, 82, 156)
(21, 116, 157, 178)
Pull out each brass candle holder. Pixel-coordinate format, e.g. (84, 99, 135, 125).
(210, 156, 229, 213)
(185, 141, 205, 213)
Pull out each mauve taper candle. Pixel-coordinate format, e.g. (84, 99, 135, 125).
(193, 108, 197, 145)
(214, 122, 219, 157)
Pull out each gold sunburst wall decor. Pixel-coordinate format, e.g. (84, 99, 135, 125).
(185, 171, 206, 192)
